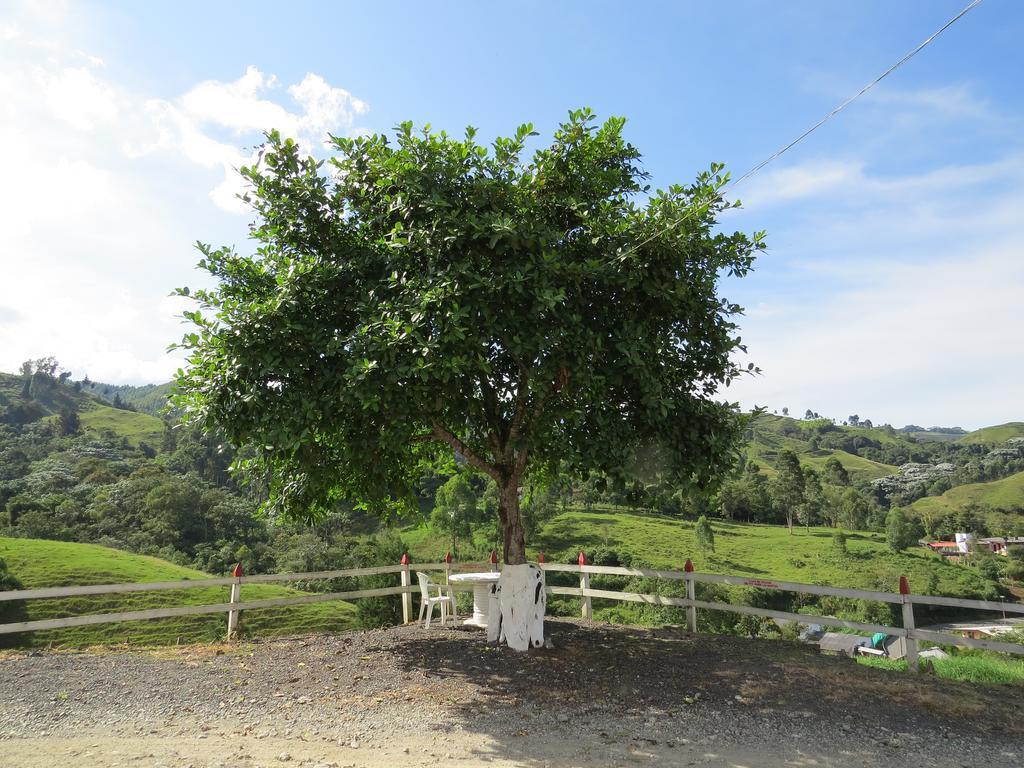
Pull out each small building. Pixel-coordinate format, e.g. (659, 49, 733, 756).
(926, 541, 960, 557)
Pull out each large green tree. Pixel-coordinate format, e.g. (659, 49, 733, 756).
(173, 109, 763, 565)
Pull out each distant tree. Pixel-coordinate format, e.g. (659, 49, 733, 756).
(798, 468, 824, 529)
(848, 414, 860, 427)
(769, 449, 804, 532)
(822, 456, 850, 486)
(695, 514, 715, 553)
(781, 407, 788, 417)
(862, 419, 873, 429)
(804, 409, 814, 420)
(885, 507, 919, 552)
(57, 407, 80, 436)
(837, 487, 870, 530)
(832, 531, 848, 556)
(431, 474, 479, 557)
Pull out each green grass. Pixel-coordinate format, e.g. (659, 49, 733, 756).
(78, 403, 165, 447)
(403, 508, 998, 600)
(959, 422, 1024, 446)
(802, 449, 896, 482)
(529, 510, 995, 596)
(909, 470, 1024, 518)
(0, 537, 359, 648)
(858, 653, 1024, 685)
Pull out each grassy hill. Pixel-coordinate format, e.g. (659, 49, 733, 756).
(81, 381, 176, 416)
(77, 402, 165, 447)
(0, 538, 360, 648)
(744, 414, 898, 481)
(959, 423, 1024, 446)
(909, 470, 1024, 520)
(801, 449, 895, 482)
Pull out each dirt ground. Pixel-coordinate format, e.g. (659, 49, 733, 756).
(1, 619, 1021, 768)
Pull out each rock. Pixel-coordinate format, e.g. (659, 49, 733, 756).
(277, 752, 292, 762)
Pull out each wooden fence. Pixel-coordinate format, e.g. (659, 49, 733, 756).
(1, 554, 1022, 673)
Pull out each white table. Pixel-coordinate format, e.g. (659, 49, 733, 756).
(447, 571, 500, 627)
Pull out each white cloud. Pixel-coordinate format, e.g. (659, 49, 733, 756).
(40, 65, 119, 131)
(725, 149, 1024, 429)
(129, 65, 370, 212)
(865, 83, 995, 122)
(0, 8, 370, 384)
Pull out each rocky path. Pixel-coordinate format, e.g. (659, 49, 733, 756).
(1, 619, 1021, 767)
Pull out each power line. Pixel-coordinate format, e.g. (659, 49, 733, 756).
(621, 0, 984, 258)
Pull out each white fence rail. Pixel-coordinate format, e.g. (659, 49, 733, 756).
(1, 554, 1022, 670)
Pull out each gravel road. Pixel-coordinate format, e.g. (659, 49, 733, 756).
(1, 619, 1021, 767)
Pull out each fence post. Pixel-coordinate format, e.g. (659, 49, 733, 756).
(489, 549, 499, 572)
(684, 558, 697, 633)
(400, 553, 412, 625)
(900, 576, 918, 672)
(226, 563, 243, 639)
(444, 551, 453, 584)
(579, 551, 592, 620)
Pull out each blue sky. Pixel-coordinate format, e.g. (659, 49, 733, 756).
(1, 0, 1022, 428)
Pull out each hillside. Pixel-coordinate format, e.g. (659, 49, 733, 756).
(81, 380, 176, 416)
(909, 470, 1024, 521)
(745, 413, 899, 481)
(0, 537, 360, 648)
(959, 422, 1024, 446)
(77, 401, 165, 447)
(403, 507, 1001, 603)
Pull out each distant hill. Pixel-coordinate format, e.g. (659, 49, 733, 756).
(908, 470, 1024, 523)
(958, 423, 1024, 446)
(745, 413, 899, 482)
(77, 401, 165, 447)
(80, 380, 176, 416)
(0, 537, 358, 648)
(0, 371, 166, 448)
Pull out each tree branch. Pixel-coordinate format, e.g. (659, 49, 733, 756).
(430, 423, 503, 482)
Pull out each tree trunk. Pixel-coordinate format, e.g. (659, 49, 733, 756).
(490, 476, 545, 651)
(499, 479, 527, 565)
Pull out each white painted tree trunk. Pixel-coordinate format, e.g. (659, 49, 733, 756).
(491, 563, 545, 651)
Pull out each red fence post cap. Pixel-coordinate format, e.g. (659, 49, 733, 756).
(490, 549, 498, 564)
(899, 576, 910, 595)
(538, 552, 546, 563)
(578, 551, 587, 566)
(400, 553, 410, 565)
(444, 551, 453, 564)
(684, 559, 694, 573)
(231, 563, 243, 578)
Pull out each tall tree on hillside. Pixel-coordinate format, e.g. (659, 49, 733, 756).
(769, 449, 804, 533)
(797, 468, 824, 529)
(822, 456, 850, 486)
(57, 407, 80, 436)
(694, 514, 715, 553)
(431, 473, 479, 557)
(885, 507, 919, 552)
(173, 110, 763, 648)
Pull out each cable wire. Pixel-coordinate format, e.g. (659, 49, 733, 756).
(620, 0, 984, 257)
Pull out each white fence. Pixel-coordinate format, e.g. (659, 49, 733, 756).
(1, 555, 1022, 672)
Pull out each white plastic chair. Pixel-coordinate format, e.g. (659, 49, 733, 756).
(417, 571, 456, 628)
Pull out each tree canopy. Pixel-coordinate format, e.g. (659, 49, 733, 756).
(173, 109, 764, 563)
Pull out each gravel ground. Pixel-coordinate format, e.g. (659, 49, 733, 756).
(1, 618, 1021, 767)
